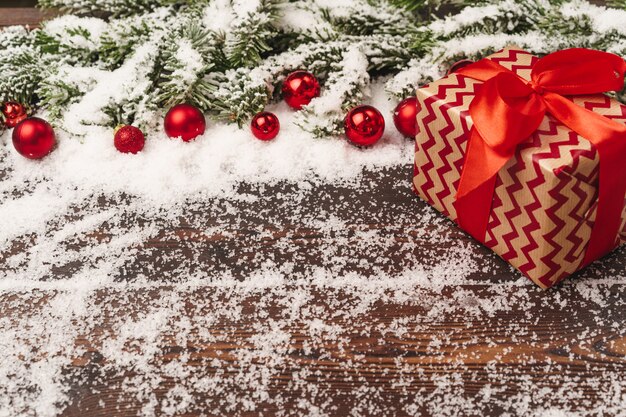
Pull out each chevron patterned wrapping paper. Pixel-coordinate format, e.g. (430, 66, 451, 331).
(413, 47, 626, 289)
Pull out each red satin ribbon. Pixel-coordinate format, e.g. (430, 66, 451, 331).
(454, 48, 626, 266)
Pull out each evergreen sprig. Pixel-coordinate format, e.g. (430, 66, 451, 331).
(225, 0, 284, 68)
(0, 26, 50, 106)
(2, 0, 626, 138)
(156, 23, 218, 110)
(98, 12, 162, 68)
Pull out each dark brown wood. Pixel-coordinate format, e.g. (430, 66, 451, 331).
(1, 6, 625, 417)
(0, 7, 59, 28)
(3, 1, 38, 6)
(1, 164, 624, 417)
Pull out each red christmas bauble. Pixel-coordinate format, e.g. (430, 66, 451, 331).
(164, 104, 206, 142)
(2, 102, 28, 128)
(114, 125, 145, 154)
(12, 117, 56, 160)
(393, 97, 420, 138)
(447, 59, 474, 75)
(251, 112, 280, 141)
(344, 105, 385, 147)
(282, 71, 321, 110)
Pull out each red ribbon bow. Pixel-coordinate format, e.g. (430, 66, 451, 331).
(455, 48, 626, 267)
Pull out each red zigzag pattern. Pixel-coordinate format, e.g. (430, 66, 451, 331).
(413, 47, 626, 288)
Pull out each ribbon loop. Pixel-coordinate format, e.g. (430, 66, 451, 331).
(531, 48, 626, 95)
(460, 70, 546, 199)
(471, 72, 546, 155)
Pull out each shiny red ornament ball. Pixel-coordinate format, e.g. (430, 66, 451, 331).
(114, 125, 145, 154)
(12, 117, 56, 160)
(251, 112, 280, 141)
(393, 97, 420, 138)
(282, 71, 321, 110)
(447, 59, 475, 75)
(2, 102, 28, 128)
(344, 105, 385, 147)
(164, 103, 206, 142)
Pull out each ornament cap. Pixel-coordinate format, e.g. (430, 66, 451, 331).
(114, 124, 127, 135)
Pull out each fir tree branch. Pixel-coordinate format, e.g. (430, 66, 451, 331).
(156, 23, 218, 111)
(296, 48, 370, 137)
(35, 17, 105, 65)
(4, 0, 625, 138)
(208, 40, 348, 127)
(0, 28, 49, 105)
(37, 70, 86, 120)
(320, 2, 417, 37)
(98, 10, 166, 68)
(225, 0, 285, 68)
(208, 68, 272, 126)
(387, 0, 626, 101)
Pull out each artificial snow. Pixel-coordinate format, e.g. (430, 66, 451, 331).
(1, 80, 408, 221)
(1, 79, 625, 415)
(1, 1, 626, 416)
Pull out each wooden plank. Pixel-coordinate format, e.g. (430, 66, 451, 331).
(7, 281, 626, 417)
(1, 5, 625, 417)
(1, 165, 624, 417)
(0, 7, 57, 28)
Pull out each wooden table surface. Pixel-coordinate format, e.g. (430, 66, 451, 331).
(0, 7, 57, 28)
(1, 7, 625, 417)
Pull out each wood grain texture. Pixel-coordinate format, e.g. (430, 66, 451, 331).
(1, 164, 624, 417)
(1, 6, 625, 417)
(0, 8, 57, 28)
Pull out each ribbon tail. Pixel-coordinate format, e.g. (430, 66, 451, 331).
(456, 128, 512, 242)
(543, 93, 626, 265)
(586, 150, 626, 265)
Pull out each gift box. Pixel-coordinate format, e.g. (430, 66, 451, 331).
(413, 47, 626, 289)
